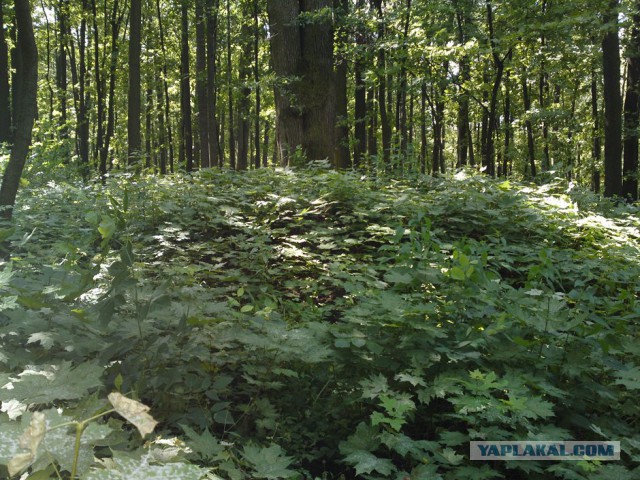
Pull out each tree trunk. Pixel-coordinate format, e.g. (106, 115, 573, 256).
(522, 72, 536, 177)
(206, 0, 220, 167)
(267, 0, 303, 166)
(78, 0, 89, 176)
(195, 0, 210, 168)
(226, 0, 236, 169)
(181, 0, 194, 172)
(102, 0, 123, 177)
(156, 0, 175, 172)
(622, 0, 640, 201)
(0, 1, 11, 143)
(253, 0, 261, 169)
(300, 0, 335, 163)
(334, 0, 351, 168)
(603, 0, 622, 197)
(237, 2, 252, 171)
(353, 0, 366, 167)
(56, 0, 68, 137)
(591, 71, 601, 193)
(127, 0, 142, 165)
(0, 0, 38, 220)
(372, 0, 391, 166)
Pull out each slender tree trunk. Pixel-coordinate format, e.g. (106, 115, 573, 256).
(56, 0, 68, 137)
(253, 0, 261, 169)
(603, 0, 623, 197)
(237, 3, 251, 171)
(367, 86, 377, 159)
(334, 0, 351, 168)
(522, 72, 536, 177)
(40, 0, 54, 123)
(206, 0, 220, 168)
(145, 86, 153, 169)
(454, 1, 470, 167)
(372, 0, 391, 166)
(226, 0, 236, 169)
(0, 0, 38, 220)
(623, 0, 640, 201)
(78, 0, 89, 175)
(0, 1, 11, 143)
(180, 0, 194, 172)
(127, 0, 142, 165)
(503, 71, 511, 177)
(156, 81, 167, 174)
(420, 82, 427, 174)
(592, 71, 601, 192)
(102, 0, 123, 176)
(353, 0, 366, 167)
(195, 0, 210, 168)
(91, 0, 106, 174)
(155, 0, 175, 172)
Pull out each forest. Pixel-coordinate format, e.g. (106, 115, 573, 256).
(0, 0, 639, 479)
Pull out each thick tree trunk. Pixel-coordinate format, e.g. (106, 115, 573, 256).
(266, 0, 305, 165)
(127, 0, 142, 165)
(300, 0, 335, 163)
(0, 0, 38, 220)
(603, 0, 623, 197)
(0, 1, 11, 144)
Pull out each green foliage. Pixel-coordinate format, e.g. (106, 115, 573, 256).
(0, 170, 639, 478)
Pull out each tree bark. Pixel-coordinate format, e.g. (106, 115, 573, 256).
(602, 0, 622, 197)
(127, 0, 142, 165)
(181, 0, 194, 172)
(206, 0, 220, 167)
(623, 0, 640, 201)
(0, 0, 38, 220)
(195, 0, 210, 168)
(353, 0, 366, 167)
(334, 0, 351, 168)
(522, 72, 536, 177)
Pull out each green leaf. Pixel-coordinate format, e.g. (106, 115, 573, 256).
(242, 444, 297, 479)
(450, 266, 466, 281)
(85, 453, 211, 480)
(343, 450, 395, 476)
(0, 362, 104, 404)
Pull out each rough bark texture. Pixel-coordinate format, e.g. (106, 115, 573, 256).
(0, 0, 38, 220)
(267, 0, 335, 166)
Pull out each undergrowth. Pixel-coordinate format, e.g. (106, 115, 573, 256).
(0, 168, 638, 479)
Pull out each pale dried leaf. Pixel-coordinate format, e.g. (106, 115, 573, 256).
(108, 392, 158, 438)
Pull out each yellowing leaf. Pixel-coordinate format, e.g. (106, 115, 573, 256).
(108, 392, 158, 438)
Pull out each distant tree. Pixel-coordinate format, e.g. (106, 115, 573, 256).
(0, 0, 38, 220)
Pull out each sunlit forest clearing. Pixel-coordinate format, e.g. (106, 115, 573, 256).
(1, 0, 640, 478)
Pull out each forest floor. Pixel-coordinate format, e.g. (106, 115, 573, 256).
(0, 168, 639, 479)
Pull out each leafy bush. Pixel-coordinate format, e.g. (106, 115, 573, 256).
(0, 169, 638, 478)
